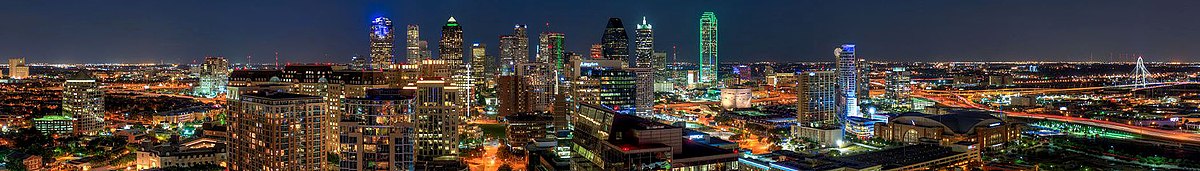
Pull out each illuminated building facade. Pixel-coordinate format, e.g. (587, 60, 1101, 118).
(407, 24, 423, 63)
(409, 80, 462, 163)
(371, 17, 395, 69)
(7, 58, 29, 79)
(338, 89, 416, 171)
(229, 91, 328, 171)
(699, 12, 719, 86)
(497, 75, 535, 117)
(634, 17, 654, 68)
(33, 115, 74, 135)
(836, 44, 861, 123)
(571, 104, 738, 170)
(795, 70, 838, 127)
(499, 35, 520, 75)
(194, 56, 229, 98)
(600, 18, 630, 65)
(720, 88, 752, 110)
(632, 68, 655, 117)
(538, 32, 567, 72)
(874, 112, 1020, 148)
(505, 112, 553, 152)
(885, 67, 913, 111)
(63, 72, 104, 136)
(470, 43, 489, 104)
(572, 60, 637, 115)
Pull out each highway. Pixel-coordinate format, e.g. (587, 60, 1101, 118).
(913, 83, 1200, 145)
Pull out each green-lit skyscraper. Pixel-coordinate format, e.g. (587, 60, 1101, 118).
(699, 12, 719, 86)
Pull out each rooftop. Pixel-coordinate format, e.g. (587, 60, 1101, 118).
(841, 144, 967, 170)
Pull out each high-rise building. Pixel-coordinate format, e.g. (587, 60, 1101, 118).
(499, 35, 520, 75)
(440, 17, 465, 64)
(409, 79, 462, 162)
(652, 51, 668, 71)
(631, 68, 655, 118)
(796, 70, 839, 127)
(407, 24, 423, 64)
(836, 44, 861, 120)
(514, 25, 529, 63)
(600, 18, 630, 65)
(504, 112, 553, 152)
(858, 59, 871, 100)
(885, 67, 913, 111)
(371, 17, 395, 69)
(193, 57, 229, 98)
(338, 89, 416, 171)
(699, 12, 719, 86)
(635, 17, 655, 68)
(229, 90, 328, 171)
(63, 72, 103, 136)
(470, 43, 490, 105)
(572, 60, 637, 115)
(7, 58, 29, 79)
(538, 32, 567, 72)
(497, 75, 536, 117)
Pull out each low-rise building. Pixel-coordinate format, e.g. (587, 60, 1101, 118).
(874, 111, 1020, 148)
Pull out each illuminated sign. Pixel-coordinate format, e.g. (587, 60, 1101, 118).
(580, 62, 599, 67)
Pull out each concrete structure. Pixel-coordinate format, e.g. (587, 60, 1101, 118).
(193, 56, 229, 98)
(720, 88, 753, 110)
(63, 72, 104, 136)
(875, 111, 1020, 148)
(406, 24, 423, 63)
(7, 58, 28, 79)
(796, 70, 839, 127)
(408, 79, 462, 163)
(338, 88, 416, 171)
(228, 91, 329, 170)
(793, 126, 845, 148)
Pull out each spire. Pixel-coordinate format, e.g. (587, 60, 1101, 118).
(446, 16, 459, 26)
(448, 16, 456, 22)
(637, 16, 652, 30)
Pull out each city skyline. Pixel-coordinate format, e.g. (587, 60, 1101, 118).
(4, 0, 1200, 63)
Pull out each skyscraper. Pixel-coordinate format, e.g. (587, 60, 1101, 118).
(338, 89, 416, 171)
(631, 68, 655, 118)
(699, 12, 719, 86)
(635, 17, 655, 68)
(499, 35, 520, 75)
(836, 44, 860, 119)
(407, 24, 423, 63)
(572, 59, 637, 115)
(885, 67, 913, 111)
(796, 70, 839, 127)
(600, 18, 630, 65)
(229, 91, 328, 171)
(471, 43, 490, 99)
(371, 17, 395, 69)
(63, 72, 103, 136)
(514, 24, 529, 63)
(409, 79, 462, 162)
(538, 32, 567, 72)
(193, 57, 229, 98)
(440, 17, 465, 64)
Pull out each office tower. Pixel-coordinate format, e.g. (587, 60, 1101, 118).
(499, 35, 520, 75)
(440, 17, 465, 64)
(229, 91, 328, 171)
(571, 104, 738, 170)
(407, 24, 423, 63)
(635, 17, 654, 68)
(514, 25, 529, 62)
(517, 63, 555, 112)
(631, 68, 655, 118)
(858, 59, 871, 100)
(470, 43, 490, 105)
(418, 40, 431, 63)
(371, 17, 395, 69)
(699, 12, 719, 86)
(497, 75, 535, 117)
(572, 60, 637, 115)
(409, 79, 462, 162)
(600, 18, 630, 65)
(796, 70, 839, 127)
(836, 44, 861, 119)
(193, 57, 229, 98)
(7, 58, 29, 79)
(338, 89, 416, 171)
(885, 67, 913, 111)
(538, 32, 567, 72)
(350, 55, 367, 70)
(652, 51, 667, 71)
(63, 72, 103, 136)
(589, 44, 603, 60)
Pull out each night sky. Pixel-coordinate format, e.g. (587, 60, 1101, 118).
(2, 0, 1199, 64)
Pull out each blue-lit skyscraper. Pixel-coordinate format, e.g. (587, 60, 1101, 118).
(836, 44, 860, 120)
(370, 17, 394, 69)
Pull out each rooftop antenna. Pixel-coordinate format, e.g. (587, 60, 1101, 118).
(274, 50, 280, 68)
